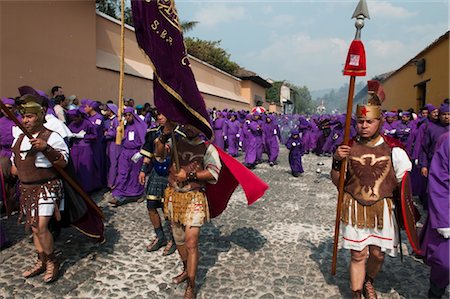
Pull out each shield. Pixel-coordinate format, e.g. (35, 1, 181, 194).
(400, 172, 422, 254)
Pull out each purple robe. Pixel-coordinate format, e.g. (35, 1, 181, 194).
(104, 116, 122, 188)
(262, 116, 280, 163)
(418, 121, 449, 170)
(409, 118, 429, 201)
(112, 111, 146, 199)
(224, 119, 241, 157)
(420, 132, 449, 290)
(381, 120, 397, 139)
(0, 116, 16, 159)
(395, 120, 415, 149)
(213, 115, 226, 149)
(244, 120, 259, 165)
(88, 112, 107, 187)
(286, 135, 304, 174)
(68, 118, 100, 193)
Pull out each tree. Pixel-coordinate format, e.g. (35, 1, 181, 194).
(96, 0, 118, 19)
(181, 21, 199, 33)
(184, 38, 240, 75)
(286, 83, 314, 114)
(265, 81, 284, 104)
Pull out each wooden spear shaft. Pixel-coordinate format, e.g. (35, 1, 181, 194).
(0, 100, 104, 219)
(115, 0, 126, 145)
(331, 75, 356, 275)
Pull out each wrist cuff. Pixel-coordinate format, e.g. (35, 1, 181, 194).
(44, 146, 63, 162)
(332, 158, 343, 171)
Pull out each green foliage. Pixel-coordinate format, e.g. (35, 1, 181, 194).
(184, 37, 240, 75)
(96, 0, 133, 26)
(181, 21, 199, 33)
(265, 81, 284, 104)
(287, 83, 315, 114)
(124, 6, 133, 26)
(96, 0, 118, 19)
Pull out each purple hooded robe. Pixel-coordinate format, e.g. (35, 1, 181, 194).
(420, 132, 449, 291)
(223, 114, 241, 157)
(112, 107, 147, 200)
(262, 115, 280, 163)
(286, 130, 305, 174)
(68, 109, 100, 193)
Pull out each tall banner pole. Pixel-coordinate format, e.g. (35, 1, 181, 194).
(116, 0, 126, 145)
(331, 0, 370, 276)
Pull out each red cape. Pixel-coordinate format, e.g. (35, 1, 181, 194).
(206, 145, 269, 218)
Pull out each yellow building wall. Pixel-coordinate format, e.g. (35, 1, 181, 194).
(382, 34, 449, 111)
(240, 81, 267, 108)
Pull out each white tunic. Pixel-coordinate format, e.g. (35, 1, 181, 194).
(341, 138, 412, 257)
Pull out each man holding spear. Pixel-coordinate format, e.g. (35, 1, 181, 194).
(330, 1, 415, 298)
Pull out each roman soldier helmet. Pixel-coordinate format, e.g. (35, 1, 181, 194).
(19, 94, 44, 116)
(356, 80, 385, 119)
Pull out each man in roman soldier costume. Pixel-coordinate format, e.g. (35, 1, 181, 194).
(155, 122, 222, 299)
(10, 94, 69, 283)
(138, 110, 176, 256)
(331, 81, 412, 299)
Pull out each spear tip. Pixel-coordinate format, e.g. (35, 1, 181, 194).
(351, 0, 370, 20)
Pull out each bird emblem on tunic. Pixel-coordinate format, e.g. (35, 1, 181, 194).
(349, 154, 391, 199)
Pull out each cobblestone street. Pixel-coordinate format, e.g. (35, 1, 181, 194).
(0, 147, 433, 298)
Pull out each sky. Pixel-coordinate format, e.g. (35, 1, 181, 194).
(173, 0, 449, 91)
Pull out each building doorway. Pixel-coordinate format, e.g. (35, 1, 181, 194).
(414, 79, 430, 110)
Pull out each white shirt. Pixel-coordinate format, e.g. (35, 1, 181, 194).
(11, 131, 70, 168)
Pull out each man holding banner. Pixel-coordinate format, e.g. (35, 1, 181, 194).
(130, 1, 268, 297)
(156, 123, 221, 298)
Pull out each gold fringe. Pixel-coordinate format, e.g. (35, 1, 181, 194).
(164, 187, 209, 226)
(341, 193, 393, 229)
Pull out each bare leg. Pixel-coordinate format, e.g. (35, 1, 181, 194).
(172, 222, 188, 284)
(349, 247, 368, 291)
(36, 216, 53, 254)
(184, 226, 200, 299)
(366, 245, 385, 279)
(185, 226, 200, 283)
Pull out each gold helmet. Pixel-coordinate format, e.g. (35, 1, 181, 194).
(19, 94, 44, 115)
(356, 80, 385, 119)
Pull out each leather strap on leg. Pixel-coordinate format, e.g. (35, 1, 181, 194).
(23, 252, 46, 278)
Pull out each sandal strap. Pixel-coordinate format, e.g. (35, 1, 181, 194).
(363, 278, 378, 299)
(23, 253, 46, 278)
(184, 279, 195, 299)
(172, 271, 188, 284)
(44, 252, 59, 283)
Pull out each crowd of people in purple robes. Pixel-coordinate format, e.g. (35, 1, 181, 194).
(1, 85, 449, 296)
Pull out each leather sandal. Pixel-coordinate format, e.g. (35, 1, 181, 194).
(162, 240, 177, 256)
(184, 279, 196, 299)
(43, 252, 59, 283)
(351, 290, 362, 299)
(23, 252, 46, 278)
(362, 276, 378, 299)
(146, 238, 167, 252)
(172, 271, 188, 284)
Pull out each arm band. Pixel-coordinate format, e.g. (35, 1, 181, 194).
(158, 132, 170, 144)
(187, 171, 198, 182)
(332, 158, 343, 171)
(140, 163, 149, 173)
(44, 145, 63, 162)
